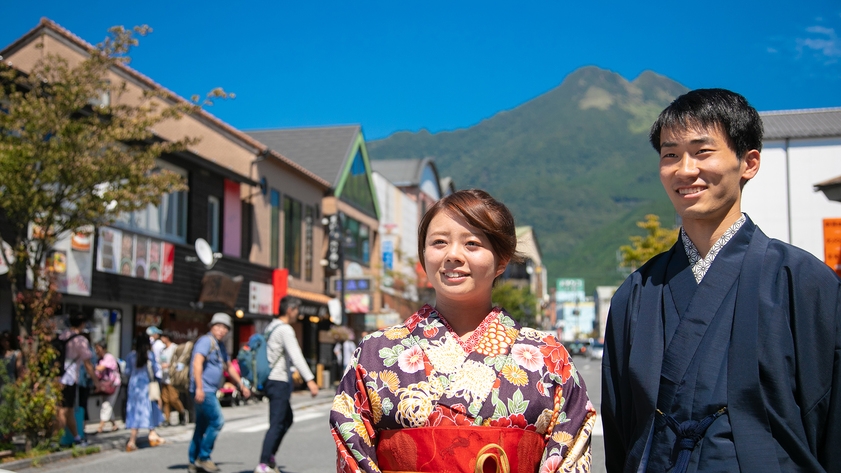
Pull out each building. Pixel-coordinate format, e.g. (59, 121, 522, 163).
(742, 108, 841, 263)
(501, 226, 549, 326)
(245, 126, 382, 348)
(0, 20, 331, 378)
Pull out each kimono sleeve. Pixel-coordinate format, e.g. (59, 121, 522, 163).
(330, 341, 380, 473)
(540, 366, 597, 473)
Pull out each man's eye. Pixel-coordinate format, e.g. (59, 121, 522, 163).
(661, 153, 677, 159)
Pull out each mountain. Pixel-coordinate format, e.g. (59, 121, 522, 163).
(367, 66, 688, 292)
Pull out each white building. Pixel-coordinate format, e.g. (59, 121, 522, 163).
(742, 108, 841, 261)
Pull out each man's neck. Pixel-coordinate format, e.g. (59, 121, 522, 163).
(276, 315, 289, 324)
(682, 211, 743, 257)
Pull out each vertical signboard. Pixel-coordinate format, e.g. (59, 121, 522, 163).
(824, 218, 841, 277)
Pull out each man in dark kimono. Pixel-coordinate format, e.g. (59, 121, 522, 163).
(602, 88, 841, 473)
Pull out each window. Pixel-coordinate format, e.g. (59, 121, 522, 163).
(305, 206, 314, 281)
(270, 190, 280, 268)
(340, 150, 377, 217)
(207, 196, 220, 252)
(115, 160, 187, 242)
(283, 196, 302, 278)
(341, 214, 370, 264)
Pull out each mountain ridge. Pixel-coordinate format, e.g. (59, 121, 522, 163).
(367, 66, 689, 291)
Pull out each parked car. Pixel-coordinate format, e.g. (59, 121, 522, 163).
(588, 342, 604, 360)
(566, 340, 590, 357)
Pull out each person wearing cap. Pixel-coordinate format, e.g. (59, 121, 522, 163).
(188, 313, 251, 473)
(253, 296, 319, 473)
(146, 326, 165, 363)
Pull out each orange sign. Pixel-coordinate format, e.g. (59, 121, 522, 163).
(824, 219, 841, 277)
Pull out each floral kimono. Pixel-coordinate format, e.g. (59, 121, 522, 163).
(330, 305, 596, 473)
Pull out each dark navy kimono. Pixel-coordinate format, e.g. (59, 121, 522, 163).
(602, 217, 841, 473)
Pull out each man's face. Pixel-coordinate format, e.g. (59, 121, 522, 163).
(210, 323, 229, 341)
(288, 305, 299, 319)
(658, 125, 759, 226)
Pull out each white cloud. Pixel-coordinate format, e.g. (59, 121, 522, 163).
(796, 25, 841, 60)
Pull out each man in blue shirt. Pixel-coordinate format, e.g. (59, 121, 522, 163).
(189, 313, 251, 473)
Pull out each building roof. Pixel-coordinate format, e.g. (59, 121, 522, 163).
(815, 175, 841, 189)
(246, 126, 361, 186)
(371, 157, 440, 186)
(760, 108, 841, 140)
(1, 18, 329, 188)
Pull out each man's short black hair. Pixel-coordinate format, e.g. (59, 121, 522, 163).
(650, 88, 763, 158)
(279, 296, 301, 316)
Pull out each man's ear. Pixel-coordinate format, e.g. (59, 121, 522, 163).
(741, 149, 760, 182)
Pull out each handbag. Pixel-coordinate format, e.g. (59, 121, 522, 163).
(97, 369, 118, 395)
(146, 360, 161, 402)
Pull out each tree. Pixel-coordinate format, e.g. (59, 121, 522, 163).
(618, 214, 679, 272)
(492, 281, 539, 328)
(0, 25, 208, 450)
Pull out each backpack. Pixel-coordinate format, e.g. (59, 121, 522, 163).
(168, 340, 194, 391)
(51, 333, 83, 379)
(237, 325, 280, 394)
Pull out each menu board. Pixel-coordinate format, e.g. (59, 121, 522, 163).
(96, 227, 174, 283)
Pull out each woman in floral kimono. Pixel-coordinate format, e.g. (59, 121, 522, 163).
(331, 189, 596, 473)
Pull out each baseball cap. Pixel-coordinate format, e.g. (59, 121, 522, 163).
(146, 326, 163, 336)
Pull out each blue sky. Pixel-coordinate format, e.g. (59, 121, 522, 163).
(3, 1, 840, 140)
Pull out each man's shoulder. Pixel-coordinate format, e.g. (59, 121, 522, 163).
(762, 238, 840, 283)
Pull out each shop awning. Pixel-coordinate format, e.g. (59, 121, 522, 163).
(287, 287, 333, 305)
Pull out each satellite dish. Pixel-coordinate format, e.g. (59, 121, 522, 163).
(195, 238, 215, 268)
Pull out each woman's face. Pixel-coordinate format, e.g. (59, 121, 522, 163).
(423, 211, 506, 309)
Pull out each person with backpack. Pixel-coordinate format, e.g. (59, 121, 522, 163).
(253, 296, 319, 473)
(169, 336, 195, 424)
(189, 313, 251, 473)
(93, 339, 121, 434)
(56, 311, 100, 447)
(159, 331, 186, 426)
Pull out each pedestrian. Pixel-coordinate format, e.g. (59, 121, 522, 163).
(602, 89, 841, 473)
(189, 313, 251, 473)
(330, 189, 596, 472)
(0, 331, 22, 387)
(159, 331, 187, 426)
(253, 297, 319, 473)
(170, 336, 196, 425)
(57, 311, 100, 446)
(124, 334, 166, 452)
(93, 340, 121, 433)
(147, 326, 165, 362)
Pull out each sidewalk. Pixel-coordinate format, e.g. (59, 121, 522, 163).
(0, 388, 336, 472)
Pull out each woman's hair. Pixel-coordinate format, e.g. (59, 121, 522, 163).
(134, 334, 150, 368)
(95, 339, 108, 351)
(417, 189, 519, 273)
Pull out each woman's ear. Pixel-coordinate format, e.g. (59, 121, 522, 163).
(496, 258, 510, 277)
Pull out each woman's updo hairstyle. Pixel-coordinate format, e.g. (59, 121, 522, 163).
(417, 189, 519, 272)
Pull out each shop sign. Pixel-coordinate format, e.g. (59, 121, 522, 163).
(333, 277, 372, 292)
(26, 224, 94, 296)
(345, 293, 371, 313)
(96, 227, 175, 284)
(824, 218, 841, 277)
(249, 281, 274, 315)
(199, 271, 244, 309)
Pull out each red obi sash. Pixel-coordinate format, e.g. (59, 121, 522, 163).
(376, 426, 545, 473)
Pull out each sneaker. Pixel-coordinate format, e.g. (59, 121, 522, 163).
(187, 464, 198, 473)
(73, 438, 89, 447)
(253, 464, 272, 473)
(195, 458, 221, 473)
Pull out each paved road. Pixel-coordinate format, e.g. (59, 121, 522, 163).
(16, 356, 607, 473)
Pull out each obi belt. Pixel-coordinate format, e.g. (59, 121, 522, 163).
(376, 426, 545, 473)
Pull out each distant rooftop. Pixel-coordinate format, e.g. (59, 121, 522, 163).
(245, 126, 360, 186)
(760, 108, 841, 140)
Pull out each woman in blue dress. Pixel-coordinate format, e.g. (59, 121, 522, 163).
(124, 334, 166, 451)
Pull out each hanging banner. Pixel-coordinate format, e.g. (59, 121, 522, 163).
(96, 227, 175, 284)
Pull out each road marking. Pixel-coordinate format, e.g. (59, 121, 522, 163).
(235, 410, 328, 433)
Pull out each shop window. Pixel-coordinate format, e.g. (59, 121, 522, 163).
(207, 195, 220, 252)
(341, 214, 370, 265)
(284, 196, 302, 278)
(115, 160, 187, 242)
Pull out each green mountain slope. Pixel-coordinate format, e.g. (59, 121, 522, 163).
(367, 66, 688, 291)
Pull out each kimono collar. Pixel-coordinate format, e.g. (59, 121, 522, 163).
(433, 306, 503, 353)
(680, 213, 746, 283)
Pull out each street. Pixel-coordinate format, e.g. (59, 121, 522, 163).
(16, 356, 606, 473)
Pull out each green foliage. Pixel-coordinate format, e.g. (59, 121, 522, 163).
(492, 282, 538, 328)
(618, 214, 679, 271)
(368, 66, 688, 290)
(0, 348, 61, 452)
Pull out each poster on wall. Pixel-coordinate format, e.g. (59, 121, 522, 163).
(97, 227, 175, 284)
(26, 224, 94, 296)
(249, 281, 274, 315)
